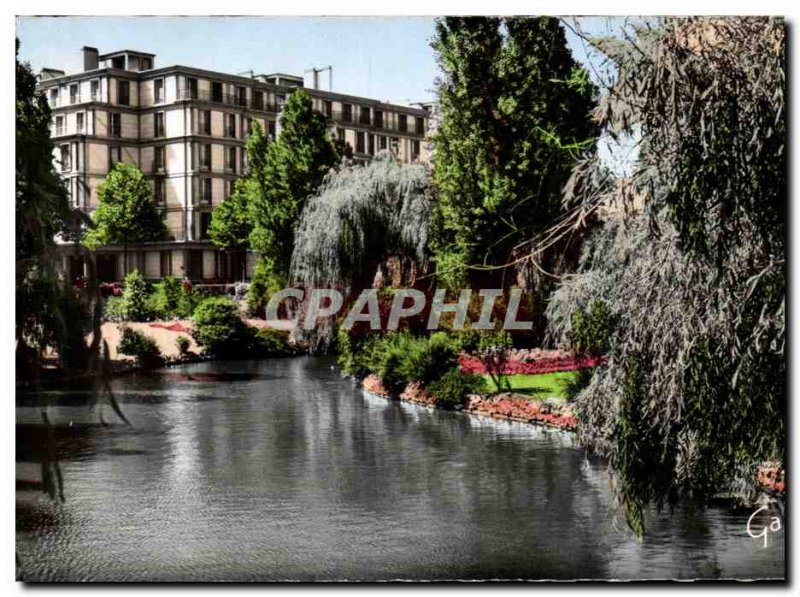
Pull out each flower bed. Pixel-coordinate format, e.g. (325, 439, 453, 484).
(459, 348, 605, 375)
(465, 394, 578, 430)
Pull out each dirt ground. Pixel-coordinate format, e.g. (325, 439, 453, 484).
(93, 319, 292, 361)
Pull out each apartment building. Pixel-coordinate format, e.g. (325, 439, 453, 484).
(41, 46, 430, 283)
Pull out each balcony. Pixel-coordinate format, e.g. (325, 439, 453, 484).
(147, 161, 166, 174)
(177, 88, 282, 112)
(325, 111, 425, 136)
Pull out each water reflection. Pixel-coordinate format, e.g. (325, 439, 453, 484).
(16, 357, 785, 581)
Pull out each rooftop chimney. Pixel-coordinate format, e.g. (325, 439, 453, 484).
(82, 46, 99, 72)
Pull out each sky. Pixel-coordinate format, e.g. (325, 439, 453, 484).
(16, 15, 638, 174)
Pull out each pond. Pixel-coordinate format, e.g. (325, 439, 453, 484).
(16, 357, 784, 581)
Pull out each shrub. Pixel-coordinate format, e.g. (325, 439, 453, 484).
(247, 258, 285, 317)
(191, 296, 253, 357)
(118, 326, 162, 366)
(176, 335, 191, 355)
(570, 300, 611, 356)
(252, 327, 292, 356)
(150, 276, 184, 320)
(104, 295, 126, 322)
(429, 368, 486, 409)
(119, 270, 155, 322)
(400, 332, 459, 385)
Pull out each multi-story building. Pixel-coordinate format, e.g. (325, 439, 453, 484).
(40, 46, 430, 283)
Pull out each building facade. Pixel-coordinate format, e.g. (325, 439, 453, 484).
(41, 47, 430, 283)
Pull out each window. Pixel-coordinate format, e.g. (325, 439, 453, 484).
(412, 140, 421, 160)
(276, 94, 286, 105)
(359, 106, 371, 126)
(201, 110, 211, 135)
(324, 100, 332, 118)
(226, 146, 236, 173)
(160, 251, 172, 277)
(111, 56, 125, 69)
(398, 114, 408, 133)
(155, 112, 165, 137)
(70, 84, 79, 104)
(374, 110, 384, 129)
(60, 145, 70, 172)
(368, 134, 375, 156)
(141, 57, 152, 71)
(110, 112, 121, 137)
(379, 135, 387, 151)
(253, 91, 264, 110)
(91, 80, 99, 101)
(55, 116, 64, 136)
(237, 86, 247, 107)
(201, 178, 212, 205)
(342, 104, 352, 122)
(201, 144, 211, 170)
(76, 113, 84, 133)
(154, 178, 165, 205)
(49, 88, 58, 107)
(268, 121, 276, 140)
(188, 77, 198, 100)
(227, 180, 235, 199)
(416, 117, 425, 135)
(226, 114, 236, 138)
(211, 82, 223, 103)
(244, 117, 253, 138)
(117, 80, 130, 106)
(108, 145, 122, 169)
(154, 146, 165, 172)
(199, 212, 212, 239)
(356, 131, 365, 154)
(154, 78, 164, 103)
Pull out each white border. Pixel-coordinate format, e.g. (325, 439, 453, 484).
(3, 2, 798, 594)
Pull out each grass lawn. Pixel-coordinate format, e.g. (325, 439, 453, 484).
(480, 370, 578, 400)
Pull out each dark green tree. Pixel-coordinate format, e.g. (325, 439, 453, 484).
(16, 38, 90, 370)
(248, 89, 339, 286)
(83, 162, 167, 275)
(430, 17, 597, 288)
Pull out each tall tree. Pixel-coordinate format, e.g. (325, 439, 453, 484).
(208, 120, 268, 279)
(83, 162, 167, 275)
(248, 89, 339, 286)
(16, 38, 89, 368)
(430, 17, 597, 289)
(546, 18, 785, 535)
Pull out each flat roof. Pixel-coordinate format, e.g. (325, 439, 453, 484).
(99, 49, 156, 59)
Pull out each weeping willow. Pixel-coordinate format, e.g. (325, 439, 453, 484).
(290, 152, 433, 348)
(546, 18, 785, 535)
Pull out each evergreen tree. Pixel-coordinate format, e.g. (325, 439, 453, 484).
(431, 17, 597, 288)
(83, 162, 167, 275)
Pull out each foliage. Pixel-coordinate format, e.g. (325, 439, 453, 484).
(339, 331, 460, 393)
(249, 90, 339, 283)
(16, 39, 90, 369)
(104, 295, 126, 322)
(252, 327, 293, 356)
(570, 300, 611, 356)
(429, 368, 486, 408)
(149, 275, 184, 319)
(119, 270, 155, 322)
(475, 329, 513, 393)
(176, 335, 191, 355)
(247, 257, 286, 318)
(291, 153, 433, 350)
(191, 296, 253, 357)
(210, 180, 254, 252)
(82, 163, 167, 273)
(118, 326, 162, 365)
(430, 17, 598, 287)
(546, 18, 785, 534)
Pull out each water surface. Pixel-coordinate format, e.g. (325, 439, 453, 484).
(16, 357, 784, 581)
